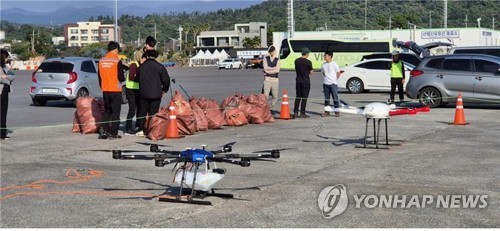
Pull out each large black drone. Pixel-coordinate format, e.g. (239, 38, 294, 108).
(109, 142, 283, 205)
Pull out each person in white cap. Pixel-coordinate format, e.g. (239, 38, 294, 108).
(390, 50, 405, 105)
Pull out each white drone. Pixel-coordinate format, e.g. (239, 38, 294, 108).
(324, 102, 430, 148)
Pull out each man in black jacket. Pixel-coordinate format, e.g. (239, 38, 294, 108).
(134, 50, 170, 137)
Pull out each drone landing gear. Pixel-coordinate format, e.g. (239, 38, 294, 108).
(158, 195, 213, 205)
(356, 118, 401, 149)
(203, 189, 234, 199)
(158, 189, 234, 205)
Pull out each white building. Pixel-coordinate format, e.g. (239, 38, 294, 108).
(64, 22, 120, 47)
(0, 30, 5, 41)
(197, 22, 267, 49)
(52, 37, 65, 45)
(273, 27, 500, 54)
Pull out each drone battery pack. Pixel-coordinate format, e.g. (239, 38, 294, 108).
(174, 170, 224, 191)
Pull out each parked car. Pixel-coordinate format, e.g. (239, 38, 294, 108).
(406, 54, 500, 108)
(30, 57, 103, 106)
(338, 58, 414, 94)
(217, 58, 243, 70)
(161, 61, 176, 67)
(362, 52, 422, 66)
(449, 46, 500, 58)
(245, 56, 264, 69)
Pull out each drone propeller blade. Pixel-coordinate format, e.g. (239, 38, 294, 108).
(89, 149, 147, 153)
(216, 153, 279, 159)
(251, 158, 277, 162)
(135, 142, 170, 147)
(252, 148, 291, 153)
(218, 141, 237, 148)
(118, 154, 157, 160)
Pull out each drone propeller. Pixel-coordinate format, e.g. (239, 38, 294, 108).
(252, 148, 291, 153)
(135, 142, 170, 147)
(89, 149, 147, 153)
(211, 141, 237, 154)
(251, 158, 277, 162)
(216, 152, 280, 160)
(218, 141, 237, 148)
(149, 144, 181, 155)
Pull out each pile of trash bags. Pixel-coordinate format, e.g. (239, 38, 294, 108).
(72, 92, 275, 141)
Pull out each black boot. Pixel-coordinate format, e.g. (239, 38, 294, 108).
(98, 127, 108, 139)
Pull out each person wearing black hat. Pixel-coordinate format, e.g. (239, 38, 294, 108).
(134, 50, 171, 137)
(293, 47, 314, 118)
(262, 45, 280, 114)
(390, 50, 405, 104)
(135, 35, 157, 62)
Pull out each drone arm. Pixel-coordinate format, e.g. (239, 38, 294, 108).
(211, 158, 250, 167)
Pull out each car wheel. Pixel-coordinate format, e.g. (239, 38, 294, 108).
(418, 87, 442, 108)
(121, 86, 128, 104)
(218, 67, 221, 70)
(32, 98, 47, 106)
(346, 77, 364, 94)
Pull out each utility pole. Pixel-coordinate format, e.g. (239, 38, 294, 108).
(389, 15, 392, 40)
(493, 17, 496, 30)
(114, 0, 119, 43)
(154, 23, 157, 40)
(31, 29, 35, 55)
(178, 25, 183, 52)
(287, 0, 294, 38)
(429, 11, 432, 28)
(443, 0, 448, 28)
(465, 15, 468, 28)
(364, 0, 368, 30)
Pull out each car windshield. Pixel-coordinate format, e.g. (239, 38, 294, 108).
(222, 59, 232, 62)
(37, 62, 74, 73)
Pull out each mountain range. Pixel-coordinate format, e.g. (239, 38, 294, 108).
(0, 1, 265, 25)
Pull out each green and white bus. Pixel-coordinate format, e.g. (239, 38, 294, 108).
(279, 38, 396, 70)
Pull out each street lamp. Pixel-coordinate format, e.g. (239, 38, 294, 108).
(477, 18, 481, 28)
(178, 25, 183, 52)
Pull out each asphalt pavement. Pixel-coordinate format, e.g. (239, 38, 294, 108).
(1, 68, 499, 228)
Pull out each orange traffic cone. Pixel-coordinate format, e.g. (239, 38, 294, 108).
(450, 94, 468, 125)
(166, 101, 183, 139)
(278, 89, 292, 120)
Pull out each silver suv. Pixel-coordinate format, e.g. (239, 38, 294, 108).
(30, 57, 102, 106)
(450, 46, 500, 58)
(406, 54, 500, 107)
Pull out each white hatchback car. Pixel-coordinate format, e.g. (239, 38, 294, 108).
(338, 58, 414, 94)
(217, 58, 243, 70)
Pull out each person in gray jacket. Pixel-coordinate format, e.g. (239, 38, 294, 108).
(1, 49, 16, 140)
(262, 45, 280, 114)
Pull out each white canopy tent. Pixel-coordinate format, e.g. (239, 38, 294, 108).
(220, 49, 229, 61)
(203, 50, 213, 66)
(189, 50, 207, 67)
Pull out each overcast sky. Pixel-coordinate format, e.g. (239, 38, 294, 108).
(1, 0, 264, 12)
